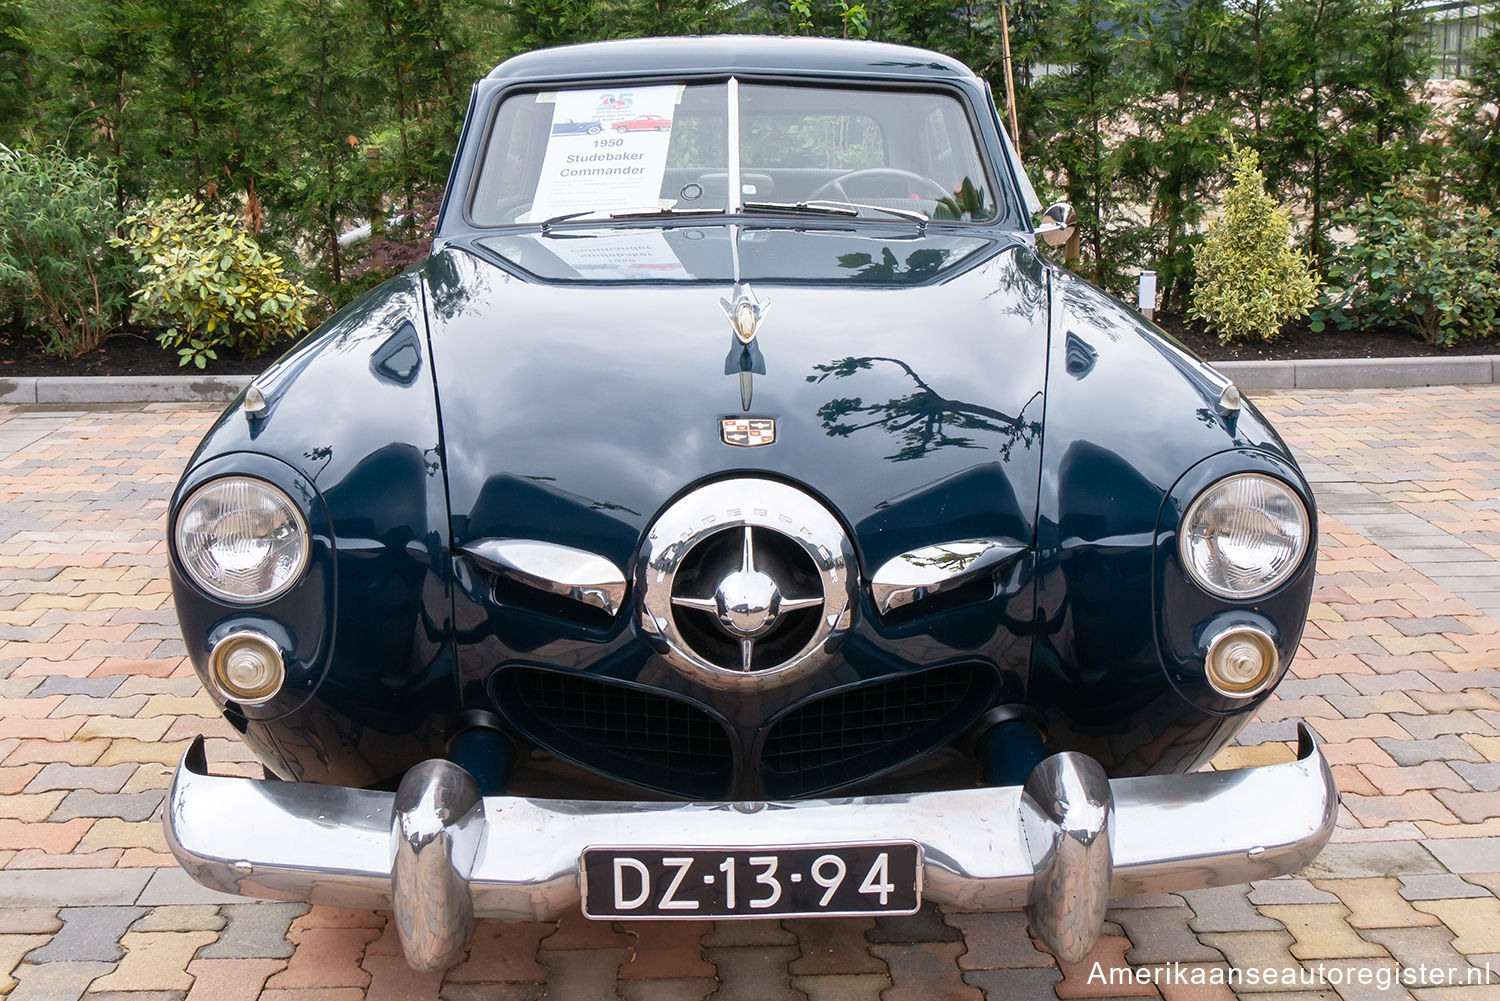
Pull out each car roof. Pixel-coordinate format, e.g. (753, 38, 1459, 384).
(484, 35, 977, 85)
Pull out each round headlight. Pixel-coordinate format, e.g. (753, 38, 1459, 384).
(175, 476, 309, 603)
(1179, 473, 1309, 599)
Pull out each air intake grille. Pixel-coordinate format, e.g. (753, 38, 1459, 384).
(494, 667, 734, 799)
(761, 663, 997, 798)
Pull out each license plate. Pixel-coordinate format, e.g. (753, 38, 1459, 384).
(580, 843, 921, 919)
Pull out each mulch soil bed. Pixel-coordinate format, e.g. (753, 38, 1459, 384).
(3, 313, 1497, 379)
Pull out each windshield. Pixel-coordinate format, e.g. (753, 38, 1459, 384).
(468, 80, 999, 226)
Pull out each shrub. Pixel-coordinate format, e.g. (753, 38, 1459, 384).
(1189, 143, 1320, 343)
(115, 196, 317, 367)
(0, 145, 132, 356)
(1312, 176, 1500, 346)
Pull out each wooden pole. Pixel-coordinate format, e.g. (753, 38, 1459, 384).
(999, 1, 1021, 148)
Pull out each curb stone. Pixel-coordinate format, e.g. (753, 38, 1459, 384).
(0, 358, 1496, 406)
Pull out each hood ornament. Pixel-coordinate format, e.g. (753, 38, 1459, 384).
(721, 283, 771, 345)
(721, 283, 770, 410)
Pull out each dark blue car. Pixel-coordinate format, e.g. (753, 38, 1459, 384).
(550, 117, 603, 135)
(162, 36, 1336, 972)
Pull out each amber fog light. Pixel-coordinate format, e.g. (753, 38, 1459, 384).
(1204, 626, 1278, 698)
(210, 631, 285, 705)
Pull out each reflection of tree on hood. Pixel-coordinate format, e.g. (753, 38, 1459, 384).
(835, 247, 949, 282)
(808, 355, 1041, 462)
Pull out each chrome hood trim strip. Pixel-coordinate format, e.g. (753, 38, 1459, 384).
(461, 538, 627, 617)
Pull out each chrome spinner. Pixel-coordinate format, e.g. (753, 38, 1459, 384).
(639, 478, 855, 687)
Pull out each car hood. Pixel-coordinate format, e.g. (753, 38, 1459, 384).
(423, 229, 1050, 573)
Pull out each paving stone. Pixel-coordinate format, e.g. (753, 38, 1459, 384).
(961, 968, 1064, 997)
(1250, 881, 1342, 906)
(699, 921, 798, 947)
(363, 953, 444, 1001)
(784, 919, 884, 976)
(131, 906, 226, 933)
(1312, 879, 1442, 930)
(263, 925, 381, 990)
(23, 761, 136, 794)
(1450, 762, 1500, 792)
(1396, 875, 1494, 901)
(540, 912, 631, 951)
(441, 985, 542, 1001)
(1180, 886, 1283, 933)
(1052, 936, 1156, 998)
(444, 922, 551, 982)
(1358, 762, 1469, 795)
(5, 961, 114, 1001)
(1111, 905, 1224, 965)
(88, 930, 218, 993)
(864, 903, 961, 943)
(0, 909, 62, 934)
(0, 935, 51, 994)
(30, 676, 125, 697)
(1433, 789, 1500, 824)
(621, 978, 719, 1001)
(945, 911, 1054, 969)
(23, 906, 147, 963)
(1374, 735, 1487, 766)
(1390, 711, 1494, 740)
(135, 866, 246, 906)
(1421, 839, 1500, 875)
(183, 958, 288, 1001)
(617, 921, 714, 980)
(195, 903, 306, 960)
(1363, 927, 1480, 982)
(1411, 900, 1500, 954)
(1196, 930, 1304, 990)
(1301, 842, 1445, 880)
(533, 948, 632, 1001)
(50, 788, 165, 822)
(867, 941, 980, 1001)
(81, 992, 186, 1001)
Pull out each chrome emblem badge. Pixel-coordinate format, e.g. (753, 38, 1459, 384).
(721, 418, 776, 447)
(720, 283, 771, 345)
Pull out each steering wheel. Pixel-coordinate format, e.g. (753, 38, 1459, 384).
(810, 167, 950, 204)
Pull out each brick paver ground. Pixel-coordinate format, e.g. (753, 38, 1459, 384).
(1, 386, 1498, 1000)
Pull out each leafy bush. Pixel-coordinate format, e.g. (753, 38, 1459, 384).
(1189, 143, 1320, 343)
(115, 196, 317, 367)
(0, 145, 132, 356)
(1312, 176, 1500, 346)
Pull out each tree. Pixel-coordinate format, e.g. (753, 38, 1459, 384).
(1189, 143, 1319, 342)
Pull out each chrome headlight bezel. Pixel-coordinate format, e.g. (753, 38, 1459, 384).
(173, 475, 310, 604)
(1178, 472, 1311, 600)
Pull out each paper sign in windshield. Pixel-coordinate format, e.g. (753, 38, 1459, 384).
(547, 231, 690, 280)
(530, 86, 677, 220)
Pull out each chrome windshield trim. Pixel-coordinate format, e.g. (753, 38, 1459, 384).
(461, 538, 627, 617)
(870, 538, 1027, 614)
(727, 76, 742, 215)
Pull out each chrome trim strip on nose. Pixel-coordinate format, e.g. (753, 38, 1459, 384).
(461, 539, 627, 617)
(164, 722, 1338, 971)
(870, 539, 1026, 614)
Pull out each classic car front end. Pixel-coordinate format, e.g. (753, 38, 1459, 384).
(162, 36, 1337, 971)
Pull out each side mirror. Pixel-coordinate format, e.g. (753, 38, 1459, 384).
(1035, 202, 1076, 247)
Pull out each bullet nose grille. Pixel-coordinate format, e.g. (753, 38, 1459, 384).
(493, 667, 734, 798)
(760, 663, 998, 797)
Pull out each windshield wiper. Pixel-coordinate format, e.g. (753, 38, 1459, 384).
(538, 206, 724, 232)
(743, 199, 929, 231)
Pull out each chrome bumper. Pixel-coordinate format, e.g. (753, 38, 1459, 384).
(164, 723, 1337, 971)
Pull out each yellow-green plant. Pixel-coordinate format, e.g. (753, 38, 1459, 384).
(115, 196, 316, 367)
(1189, 144, 1320, 343)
